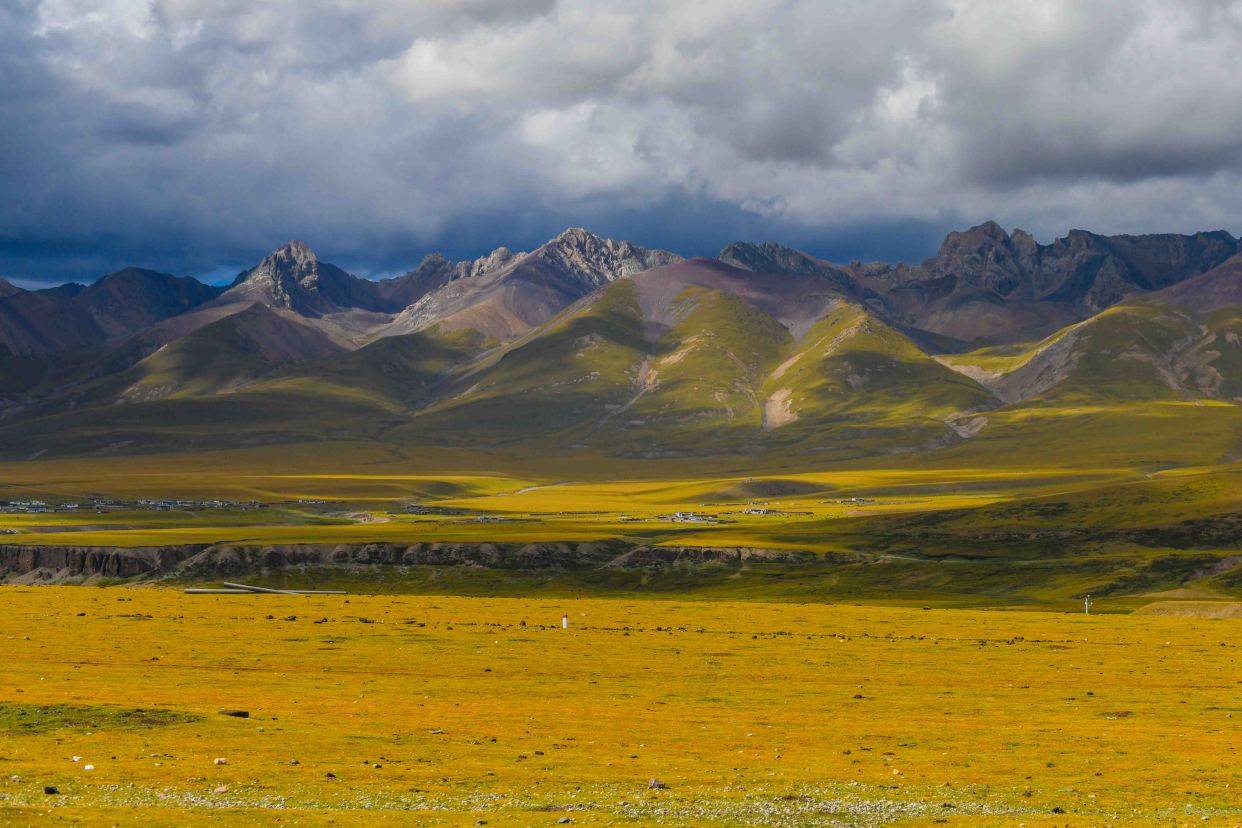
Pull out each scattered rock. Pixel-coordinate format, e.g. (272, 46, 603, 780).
(43, 785, 59, 795)
(648, 778, 668, 790)
(214, 757, 227, 766)
(213, 785, 228, 794)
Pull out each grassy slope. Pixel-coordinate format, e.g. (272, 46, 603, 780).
(1199, 305, 1242, 399)
(400, 279, 650, 443)
(114, 305, 343, 402)
(605, 287, 792, 453)
(250, 326, 491, 414)
(398, 293, 999, 458)
(760, 303, 996, 454)
(941, 298, 1242, 406)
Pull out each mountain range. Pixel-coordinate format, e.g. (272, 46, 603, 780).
(0, 222, 1237, 460)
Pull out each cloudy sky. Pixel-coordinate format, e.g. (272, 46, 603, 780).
(3, 0, 1242, 285)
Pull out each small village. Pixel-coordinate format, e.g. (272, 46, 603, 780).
(0, 497, 268, 514)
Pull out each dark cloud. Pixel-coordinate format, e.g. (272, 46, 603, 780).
(1, 0, 1240, 285)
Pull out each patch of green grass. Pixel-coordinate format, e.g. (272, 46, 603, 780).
(0, 702, 199, 734)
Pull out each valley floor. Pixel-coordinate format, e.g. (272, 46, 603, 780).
(1, 445, 1239, 608)
(0, 589, 1238, 826)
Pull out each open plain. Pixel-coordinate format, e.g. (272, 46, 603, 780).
(0, 588, 1238, 826)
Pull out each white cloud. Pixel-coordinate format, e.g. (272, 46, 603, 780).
(2, 0, 1242, 282)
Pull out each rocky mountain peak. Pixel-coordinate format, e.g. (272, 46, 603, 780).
(264, 241, 319, 282)
(1010, 228, 1037, 253)
(416, 252, 450, 270)
(468, 246, 519, 278)
(924, 221, 1031, 297)
(720, 241, 819, 274)
(551, 226, 597, 245)
(223, 241, 376, 316)
(532, 227, 682, 289)
(233, 241, 321, 288)
(717, 241, 863, 297)
(977, 220, 1009, 239)
(272, 240, 317, 267)
(934, 221, 1014, 258)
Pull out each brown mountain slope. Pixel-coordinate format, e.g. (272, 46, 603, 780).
(382, 228, 682, 341)
(114, 303, 347, 403)
(725, 223, 1239, 347)
(867, 223, 1238, 345)
(0, 268, 221, 357)
(938, 257, 1242, 406)
(1153, 253, 1242, 312)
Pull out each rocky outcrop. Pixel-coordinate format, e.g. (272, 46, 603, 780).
(379, 229, 684, 341)
(174, 540, 632, 575)
(867, 223, 1239, 343)
(0, 544, 204, 583)
(0, 540, 828, 583)
(377, 248, 522, 309)
(724, 223, 1240, 345)
(531, 228, 683, 291)
(222, 241, 399, 316)
(719, 241, 862, 296)
(604, 546, 817, 567)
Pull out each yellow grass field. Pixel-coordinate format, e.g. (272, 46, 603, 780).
(1, 449, 1235, 551)
(0, 588, 1237, 825)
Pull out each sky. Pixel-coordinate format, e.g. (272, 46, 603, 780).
(3, 0, 1242, 286)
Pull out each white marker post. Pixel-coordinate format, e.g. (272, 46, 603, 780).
(1084, 594, 1093, 615)
(562, 613, 569, 629)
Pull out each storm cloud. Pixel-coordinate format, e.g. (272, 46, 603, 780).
(3, 0, 1242, 284)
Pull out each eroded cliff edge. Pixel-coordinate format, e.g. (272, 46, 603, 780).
(0, 541, 830, 584)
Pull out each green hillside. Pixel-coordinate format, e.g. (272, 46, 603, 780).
(942, 297, 1241, 407)
(604, 286, 792, 453)
(402, 279, 651, 442)
(252, 326, 491, 415)
(115, 304, 345, 402)
(759, 302, 997, 454)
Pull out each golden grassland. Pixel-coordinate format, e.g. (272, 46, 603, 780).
(0, 588, 1237, 826)
(0, 468, 1143, 548)
(0, 388, 1234, 550)
(0, 438, 1236, 550)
